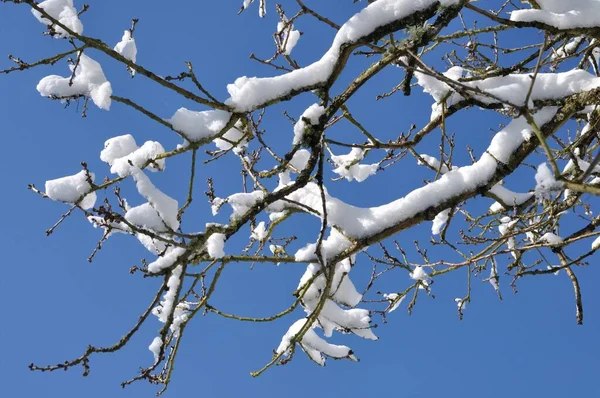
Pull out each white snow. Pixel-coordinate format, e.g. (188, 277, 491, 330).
(296, 259, 362, 308)
(296, 255, 375, 341)
(169, 302, 191, 334)
(155, 265, 183, 323)
(32, 0, 83, 38)
(540, 232, 563, 245)
(100, 136, 178, 231)
(289, 149, 311, 172)
(278, 171, 291, 187)
(149, 336, 162, 363)
(109, 141, 166, 176)
(510, 0, 600, 29)
(269, 244, 284, 255)
(277, 21, 301, 55)
(206, 233, 226, 258)
(135, 233, 168, 254)
(489, 202, 504, 213)
(499, 217, 518, 260)
(211, 197, 226, 216)
(410, 266, 429, 281)
(269, 211, 287, 222)
(454, 297, 467, 311)
(331, 148, 378, 182)
(100, 134, 138, 165)
(227, 0, 460, 111)
(45, 170, 96, 209)
(125, 203, 168, 231)
(276, 318, 357, 366)
(330, 259, 362, 307)
(383, 293, 405, 313)
(418, 155, 532, 213)
(535, 162, 563, 200)
(213, 123, 248, 153)
(125, 203, 169, 253)
(147, 247, 186, 274)
(415, 65, 464, 102)
(417, 69, 600, 120)
(251, 221, 267, 241)
(168, 108, 246, 152)
(295, 228, 352, 263)
(552, 36, 584, 61)
(562, 153, 600, 176)
(168, 108, 233, 143)
(293, 104, 325, 145)
(240, 0, 266, 17)
(226, 191, 265, 219)
(37, 53, 112, 110)
(592, 236, 600, 250)
(488, 265, 500, 292)
(546, 265, 561, 276)
(114, 30, 137, 63)
(152, 287, 191, 336)
(333, 162, 378, 182)
(417, 153, 452, 173)
(131, 170, 179, 230)
(87, 215, 127, 238)
(476, 70, 600, 107)
(489, 183, 533, 211)
(498, 216, 517, 235)
(432, 208, 450, 235)
(313, 299, 376, 340)
(594, 45, 600, 74)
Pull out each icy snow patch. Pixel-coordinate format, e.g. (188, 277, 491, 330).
(37, 53, 112, 110)
(114, 30, 137, 63)
(510, 0, 600, 29)
(32, 0, 83, 38)
(45, 170, 96, 209)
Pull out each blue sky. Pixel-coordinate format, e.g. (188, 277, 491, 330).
(1, 1, 599, 397)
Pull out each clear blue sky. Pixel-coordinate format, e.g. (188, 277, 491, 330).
(1, 1, 599, 397)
